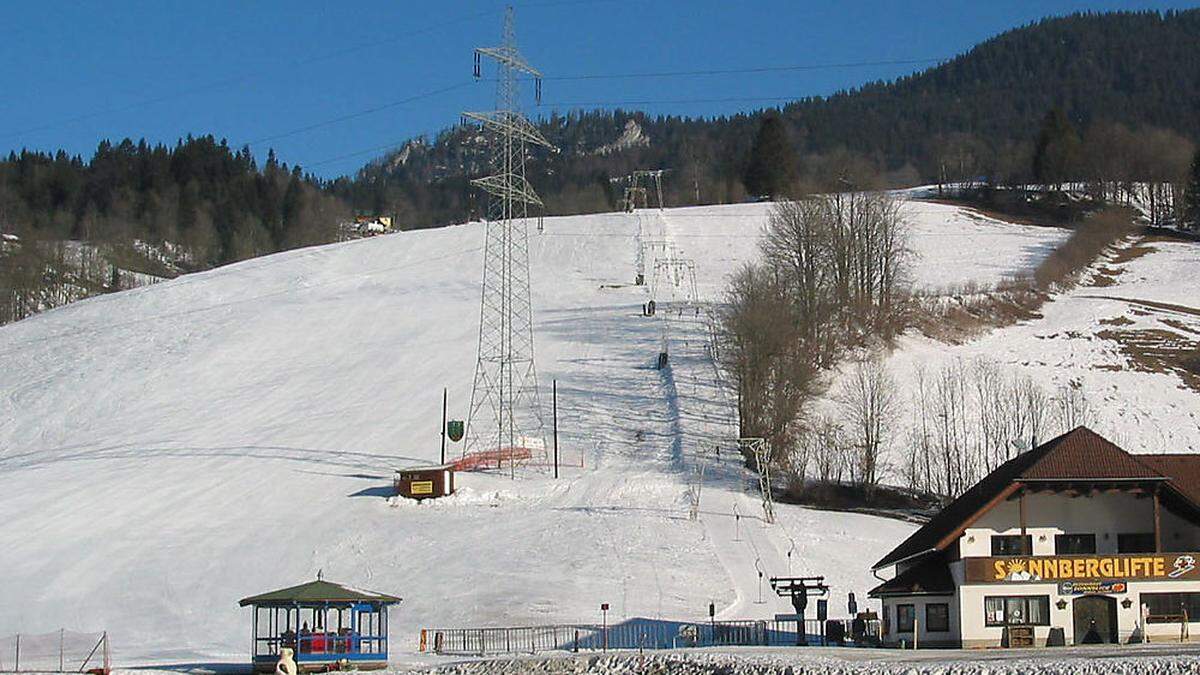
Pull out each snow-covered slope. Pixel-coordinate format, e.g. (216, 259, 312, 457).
(852, 235, 1200, 463)
(0, 200, 1079, 665)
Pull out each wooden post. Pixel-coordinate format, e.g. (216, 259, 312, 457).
(552, 379, 559, 479)
(1154, 486, 1163, 553)
(1018, 485, 1029, 555)
(15, 633, 20, 673)
(440, 388, 447, 466)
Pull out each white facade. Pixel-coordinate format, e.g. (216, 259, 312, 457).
(878, 490, 1200, 648)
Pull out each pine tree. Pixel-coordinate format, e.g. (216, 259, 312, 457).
(1032, 108, 1082, 190)
(743, 113, 797, 198)
(1185, 148, 1200, 231)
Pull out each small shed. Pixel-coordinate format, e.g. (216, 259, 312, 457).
(394, 464, 455, 500)
(239, 578, 401, 672)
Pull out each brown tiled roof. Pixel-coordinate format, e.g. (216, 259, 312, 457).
(1020, 426, 1166, 481)
(873, 427, 1175, 570)
(1141, 454, 1200, 505)
(869, 555, 955, 598)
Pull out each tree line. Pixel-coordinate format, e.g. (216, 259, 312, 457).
(0, 136, 349, 325)
(357, 10, 1200, 226)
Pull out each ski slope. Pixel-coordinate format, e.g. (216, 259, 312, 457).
(0, 199, 1073, 665)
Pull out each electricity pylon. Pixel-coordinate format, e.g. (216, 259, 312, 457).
(463, 7, 555, 461)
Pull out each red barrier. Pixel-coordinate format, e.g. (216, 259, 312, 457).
(452, 447, 534, 472)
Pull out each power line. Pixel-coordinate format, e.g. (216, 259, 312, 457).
(251, 57, 949, 149)
(538, 95, 807, 108)
(541, 57, 945, 82)
(247, 81, 476, 147)
(0, 9, 498, 144)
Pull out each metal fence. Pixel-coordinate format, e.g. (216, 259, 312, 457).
(0, 630, 109, 674)
(425, 618, 878, 656)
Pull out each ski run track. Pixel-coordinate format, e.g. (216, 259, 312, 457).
(1, 193, 1198, 667)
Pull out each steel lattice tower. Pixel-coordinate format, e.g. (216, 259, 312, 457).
(463, 7, 554, 459)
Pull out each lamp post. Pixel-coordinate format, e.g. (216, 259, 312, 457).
(601, 603, 609, 652)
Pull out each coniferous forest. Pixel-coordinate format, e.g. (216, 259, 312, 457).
(3, 9, 1200, 324)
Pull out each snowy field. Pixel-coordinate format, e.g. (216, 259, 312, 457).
(845, 235, 1200, 466)
(0, 197, 1164, 668)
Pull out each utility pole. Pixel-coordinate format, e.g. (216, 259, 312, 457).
(462, 7, 555, 466)
(553, 379, 559, 479)
(440, 388, 448, 465)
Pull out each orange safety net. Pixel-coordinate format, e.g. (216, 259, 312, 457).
(452, 447, 534, 472)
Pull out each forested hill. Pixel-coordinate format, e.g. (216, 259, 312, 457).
(335, 9, 1200, 227)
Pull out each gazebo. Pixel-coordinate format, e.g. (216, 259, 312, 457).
(239, 578, 401, 672)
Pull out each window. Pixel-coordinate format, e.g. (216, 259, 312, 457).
(1055, 533, 1097, 554)
(896, 604, 915, 633)
(991, 534, 1032, 556)
(985, 596, 1050, 627)
(926, 603, 950, 633)
(1118, 533, 1157, 553)
(1142, 593, 1200, 622)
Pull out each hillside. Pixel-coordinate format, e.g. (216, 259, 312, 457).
(0, 197, 1089, 665)
(340, 10, 1200, 226)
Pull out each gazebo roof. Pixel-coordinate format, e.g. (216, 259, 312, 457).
(239, 579, 401, 607)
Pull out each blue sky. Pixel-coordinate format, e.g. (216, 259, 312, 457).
(0, 1, 1193, 178)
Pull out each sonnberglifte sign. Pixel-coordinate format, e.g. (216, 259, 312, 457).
(965, 553, 1199, 583)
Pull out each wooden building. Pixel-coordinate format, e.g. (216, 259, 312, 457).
(871, 427, 1200, 648)
(394, 464, 455, 500)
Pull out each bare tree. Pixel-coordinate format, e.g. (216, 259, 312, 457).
(720, 263, 815, 453)
(1054, 379, 1094, 432)
(836, 355, 899, 490)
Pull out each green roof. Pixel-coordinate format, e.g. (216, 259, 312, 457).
(239, 579, 401, 607)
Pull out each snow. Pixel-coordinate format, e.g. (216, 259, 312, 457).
(642, 200, 1067, 300)
(594, 120, 649, 156)
(0, 197, 1141, 668)
(850, 236, 1200, 462)
(383, 645, 1200, 673)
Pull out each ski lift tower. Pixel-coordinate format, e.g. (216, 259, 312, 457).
(739, 437, 775, 524)
(770, 576, 830, 646)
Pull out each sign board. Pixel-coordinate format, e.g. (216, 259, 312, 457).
(1058, 580, 1128, 595)
(411, 480, 434, 495)
(774, 614, 802, 622)
(447, 420, 465, 443)
(965, 553, 1199, 583)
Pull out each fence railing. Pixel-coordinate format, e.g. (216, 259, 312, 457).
(424, 618, 880, 656)
(0, 630, 109, 674)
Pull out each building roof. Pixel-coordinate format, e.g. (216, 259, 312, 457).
(1141, 454, 1200, 505)
(869, 555, 956, 598)
(1020, 427, 1166, 481)
(239, 579, 401, 607)
(872, 427, 1183, 571)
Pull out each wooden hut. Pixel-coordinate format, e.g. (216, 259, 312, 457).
(394, 464, 455, 500)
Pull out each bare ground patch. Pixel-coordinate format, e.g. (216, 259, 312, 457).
(1095, 327, 1200, 392)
